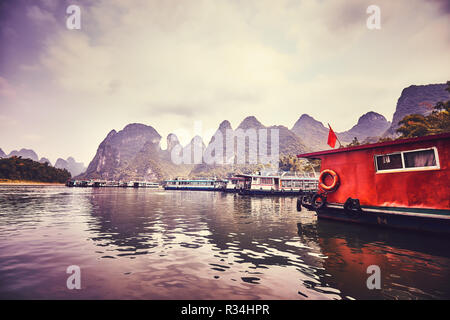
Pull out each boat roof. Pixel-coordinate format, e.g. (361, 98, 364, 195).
(165, 179, 221, 182)
(297, 132, 450, 159)
(235, 174, 317, 180)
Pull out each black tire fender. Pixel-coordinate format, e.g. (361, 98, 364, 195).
(311, 193, 327, 210)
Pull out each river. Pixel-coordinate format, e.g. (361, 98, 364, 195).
(0, 186, 449, 299)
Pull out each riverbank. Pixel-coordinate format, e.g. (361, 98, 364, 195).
(0, 179, 65, 186)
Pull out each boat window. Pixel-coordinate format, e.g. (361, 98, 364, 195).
(375, 153, 403, 171)
(375, 147, 439, 173)
(404, 149, 436, 168)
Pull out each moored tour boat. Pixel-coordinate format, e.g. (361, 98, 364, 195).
(66, 179, 159, 188)
(236, 171, 319, 196)
(223, 176, 246, 192)
(297, 132, 450, 234)
(130, 181, 160, 188)
(164, 178, 225, 191)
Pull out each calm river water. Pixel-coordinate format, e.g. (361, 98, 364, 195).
(0, 186, 449, 300)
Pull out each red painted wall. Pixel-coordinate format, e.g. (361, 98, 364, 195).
(318, 138, 450, 210)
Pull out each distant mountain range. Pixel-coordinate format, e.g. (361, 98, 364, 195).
(75, 116, 311, 181)
(291, 111, 391, 150)
(3, 82, 449, 181)
(78, 81, 449, 181)
(0, 148, 86, 177)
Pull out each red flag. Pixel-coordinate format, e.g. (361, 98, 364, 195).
(327, 125, 337, 148)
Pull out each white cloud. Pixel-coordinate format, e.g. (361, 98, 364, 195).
(3, 0, 450, 164)
(0, 77, 17, 98)
(26, 5, 56, 24)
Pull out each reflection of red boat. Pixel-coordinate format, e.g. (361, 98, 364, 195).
(297, 132, 450, 234)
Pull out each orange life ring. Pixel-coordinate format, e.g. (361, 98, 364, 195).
(319, 169, 339, 192)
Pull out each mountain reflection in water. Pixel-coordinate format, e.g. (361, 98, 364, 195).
(0, 186, 449, 299)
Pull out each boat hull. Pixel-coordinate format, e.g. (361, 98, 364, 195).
(239, 189, 314, 196)
(223, 188, 240, 193)
(164, 186, 220, 191)
(301, 203, 450, 235)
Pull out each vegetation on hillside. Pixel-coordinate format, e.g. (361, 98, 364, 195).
(188, 155, 320, 178)
(396, 80, 450, 138)
(346, 137, 360, 147)
(0, 157, 71, 183)
(279, 155, 320, 174)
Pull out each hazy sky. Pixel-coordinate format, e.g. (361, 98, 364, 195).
(0, 0, 449, 165)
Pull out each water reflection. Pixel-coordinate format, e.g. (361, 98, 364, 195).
(0, 186, 449, 299)
(298, 220, 450, 299)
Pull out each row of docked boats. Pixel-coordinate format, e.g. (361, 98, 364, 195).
(164, 171, 318, 196)
(66, 180, 160, 188)
(66, 171, 319, 196)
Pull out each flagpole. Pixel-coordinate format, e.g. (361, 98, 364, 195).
(328, 123, 342, 148)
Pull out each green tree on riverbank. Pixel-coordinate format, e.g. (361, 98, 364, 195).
(0, 157, 71, 183)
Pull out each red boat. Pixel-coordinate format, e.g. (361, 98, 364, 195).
(297, 132, 450, 234)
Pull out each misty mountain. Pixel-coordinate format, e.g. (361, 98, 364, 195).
(232, 116, 308, 156)
(78, 123, 162, 180)
(291, 114, 331, 151)
(191, 116, 309, 177)
(291, 112, 389, 150)
(190, 120, 235, 176)
(0, 148, 5, 158)
(7, 148, 39, 161)
(77, 123, 191, 181)
(166, 133, 180, 152)
(39, 157, 52, 166)
(338, 111, 391, 142)
(236, 115, 265, 130)
(384, 83, 450, 136)
(54, 157, 86, 177)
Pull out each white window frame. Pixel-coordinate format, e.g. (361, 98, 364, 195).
(374, 147, 440, 174)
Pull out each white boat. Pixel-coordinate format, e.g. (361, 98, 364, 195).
(164, 177, 225, 191)
(236, 171, 318, 195)
(223, 177, 246, 192)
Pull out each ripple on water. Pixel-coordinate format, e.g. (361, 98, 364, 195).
(0, 187, 449, 299)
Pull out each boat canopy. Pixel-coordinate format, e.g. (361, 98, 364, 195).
(235, 172, 317, 179)
(165, 179, 220, 182)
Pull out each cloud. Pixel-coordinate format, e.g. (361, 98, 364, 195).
(23, 133, 43, 142)
(26, 5, 56, 24)
(430, 0, 450, 14)
(40, 0, 59, 11)
(0, 77, 16, 98)
(1, 0, 449, 164)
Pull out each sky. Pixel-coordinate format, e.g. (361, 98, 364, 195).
(0, 0, 449, 165)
